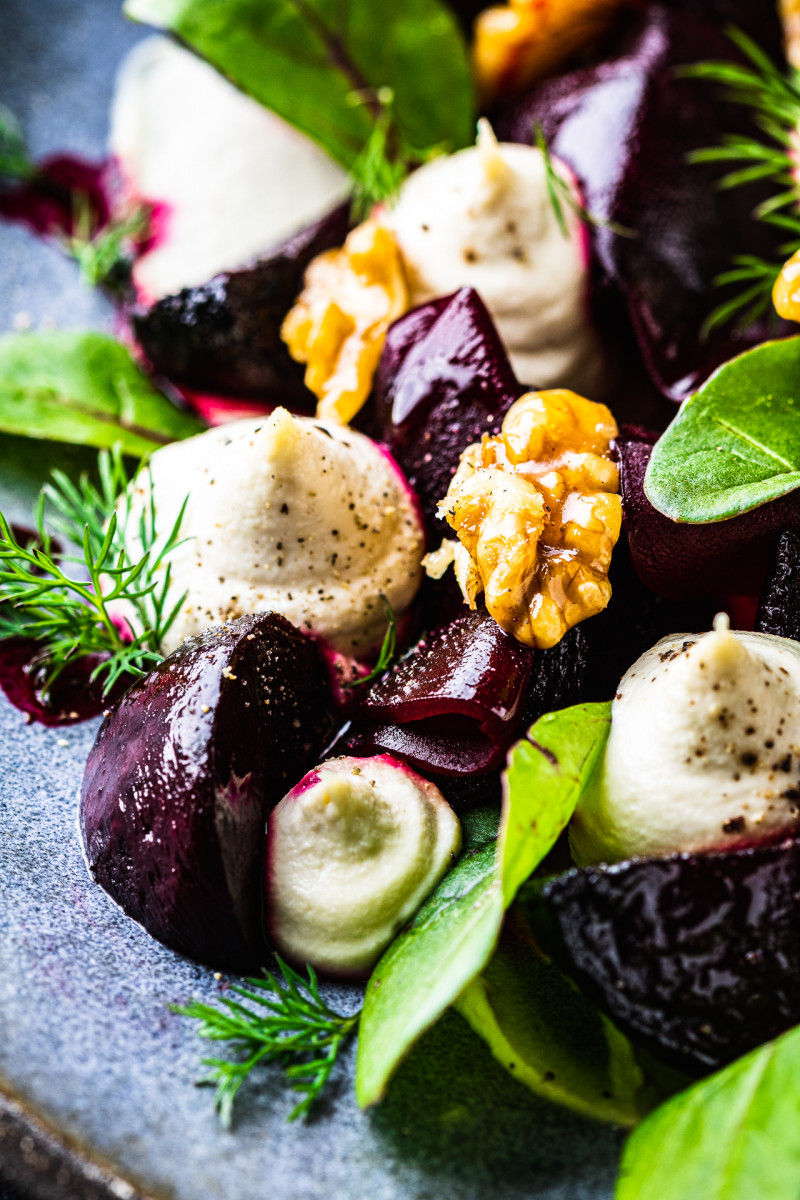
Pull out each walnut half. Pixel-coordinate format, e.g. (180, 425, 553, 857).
(434, 389, 621, 649)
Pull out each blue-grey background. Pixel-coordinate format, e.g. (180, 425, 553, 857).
(0, 2, 622, 1196)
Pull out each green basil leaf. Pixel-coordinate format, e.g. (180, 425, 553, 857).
(0, 331, 204, 456)
(355, 702, 611, 1108)
(616, 1025, 800, 1200)
(644, 336, 800, 523)
(456, 914, 645, 1128)
(124, 0, 475, 172)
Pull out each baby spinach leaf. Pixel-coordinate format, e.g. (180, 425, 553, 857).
(616, 1024, 800, 1199)
(355, 702, 611, 1108)
(124, 0, 475, 173)
(456, 915, 645, 1128)
(355, 830, 502, 1108)
(0, 331, 204, 456)
(645, 336, 800, 523)
(500, 701, 611, 906)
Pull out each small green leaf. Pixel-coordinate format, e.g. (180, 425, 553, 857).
(355, 821, 503, 1108)
(500, 702, 611, 906)
(355, 702, 611, 1107)
(644, 336, 800, 523)
(123, 0, 475, 173)
(456, 915, 645, 1128)
(0, 331, 204, 456)
(616, 1025, 800, 1200)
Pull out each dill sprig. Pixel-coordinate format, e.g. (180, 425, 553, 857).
(172, 958, 361, 1127)
(535, 123, 635, 240)
(348, 87, 446, 221)
(0, 104, 151, 288)
(65, 192, 152, 290)
(682, 27, 800, 333)
(343, 594, 397, 689)
(0, 447, 187, 698)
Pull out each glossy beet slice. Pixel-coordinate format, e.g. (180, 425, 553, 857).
(80, 613, 336, 971)
(346, 607, 533, 776)
(618, 428, 800, 598)
(494, 7, 789, 402)
(521, 837, 800, 1074)
(373, 288, 524, 538)
(131, 204, 349, 402)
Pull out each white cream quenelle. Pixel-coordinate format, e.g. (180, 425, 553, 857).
(127, 411, 425, 656)
(571, 615, 800, 865)
(266, 756, 462, 977)
(388, 120, 602, 392)
(110, 37, 349, 302)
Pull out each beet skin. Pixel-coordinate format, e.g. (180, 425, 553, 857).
(79, 613, 336, 971)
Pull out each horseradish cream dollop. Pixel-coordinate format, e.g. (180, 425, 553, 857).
(266, 756, 461, 976)
(132, 411, 424, 656)
(571, 616, 800, 865)
(110, 37, 349, 301)
(388, 121, 601, 391)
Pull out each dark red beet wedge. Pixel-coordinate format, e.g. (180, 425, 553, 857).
(345, 607, 533, 778)
(521, 836, 800, 1075)
(131, 204, 349, 402)
(494, 7, 790, 402)
(373, 288, 524, 539)
(79, 613, 336, 971)
(618, 429, 800, 599)
(0, 638, 115, 726)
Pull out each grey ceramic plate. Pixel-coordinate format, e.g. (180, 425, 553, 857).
(0, 3, 622, 1197)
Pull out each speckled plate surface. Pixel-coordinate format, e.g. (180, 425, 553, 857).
(0, 4, 622, 1197)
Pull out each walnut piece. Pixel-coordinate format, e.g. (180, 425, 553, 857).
(473, 0, 625, 103)
(773, 247, 800, 322)
(281, 219, 408, 425)
(781, 0, 800, 69)
(436, 389, 621, 649)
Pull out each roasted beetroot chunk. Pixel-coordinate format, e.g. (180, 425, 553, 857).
(373, 288, 523, 539)
(347, 607, 533, 777)
(618, 429, 800, 599)
(132, 204, 349, 402)
(494, 7, 788, 402)
(521, 837, 800, 1075)
(79, 613, 336, 971)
